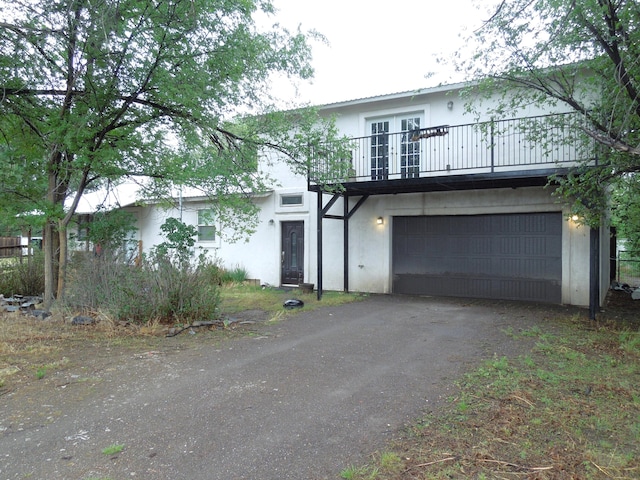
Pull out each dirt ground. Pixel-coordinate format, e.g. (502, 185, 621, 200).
(0, 291, 637, 479)
(600, 288, 640, 325)
(1, 289, 637, 403)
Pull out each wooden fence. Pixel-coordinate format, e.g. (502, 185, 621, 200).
(0, 237, 21, 258)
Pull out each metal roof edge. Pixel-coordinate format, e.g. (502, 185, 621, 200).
(316, 80, 473, 110)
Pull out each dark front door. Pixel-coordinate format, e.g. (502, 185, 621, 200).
(281, 221, 304, 285)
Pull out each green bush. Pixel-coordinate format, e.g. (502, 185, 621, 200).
(220, 265, 249, 284)
(146, 251, 221, 323)
(0, 251, 45, 297)
(64, 218, 222, 324)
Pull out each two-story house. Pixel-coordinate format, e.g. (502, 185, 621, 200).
(113, 81, 610, 314)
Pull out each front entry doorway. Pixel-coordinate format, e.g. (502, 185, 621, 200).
(281, 221, 304, 286)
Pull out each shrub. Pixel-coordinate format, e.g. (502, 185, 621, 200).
(146, 250, 221, 323)
(64, 218, 222, 324)
(220, 265, 249, 284)
(0, 251, 45, 297)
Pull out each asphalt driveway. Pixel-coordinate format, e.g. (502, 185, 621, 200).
(0, 294, 577, 479)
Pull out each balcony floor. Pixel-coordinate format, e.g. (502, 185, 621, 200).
(309, 167, 569, 196)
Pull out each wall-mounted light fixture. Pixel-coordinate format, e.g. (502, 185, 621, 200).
(376, 217, 384, 225)
(268, 219, 275, 225)
(447, 101, 454, 110)
(571, 214, 580, 222)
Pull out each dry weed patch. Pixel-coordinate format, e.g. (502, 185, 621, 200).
(345, 312, 639, 480)
(1, 285, 362, 391)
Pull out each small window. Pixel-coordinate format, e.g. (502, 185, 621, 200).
(76, 214, 92, 241)
(280, 194, 303, 206)
(197, 209, 216, 242)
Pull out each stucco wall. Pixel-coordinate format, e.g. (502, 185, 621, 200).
(124, 185, 597, 307)
(313, 186, 594, 306)
(119, 83, 603, 307)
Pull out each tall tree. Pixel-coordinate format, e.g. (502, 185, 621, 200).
(454, 0, 640, 233)
(0, 0, 350, 306)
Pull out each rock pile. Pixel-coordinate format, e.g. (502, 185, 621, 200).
(0, 294, 51, 318)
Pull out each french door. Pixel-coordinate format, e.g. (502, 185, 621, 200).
(368, 114, 422, 180)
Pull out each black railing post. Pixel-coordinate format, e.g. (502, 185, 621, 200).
(490, 118, 495, 173)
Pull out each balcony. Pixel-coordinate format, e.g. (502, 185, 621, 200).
(309, 112, 596, 195)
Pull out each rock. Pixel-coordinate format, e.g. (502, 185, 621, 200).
(20, 301, 36, 310)
(71, 315, 96, 325)
(612, 281, 633, 293)
(27, 309, 51, 320)
(283, 299, 304, 309)
(632, 288, 640, 300)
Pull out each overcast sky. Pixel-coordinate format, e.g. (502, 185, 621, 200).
(267, 0, 499, 105)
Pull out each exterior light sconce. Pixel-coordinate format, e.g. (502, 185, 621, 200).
(268, 219, 275, 225)
(571, 214, 580, 222)
(376, 216, 384, 225)
(447, 101, 454, 110)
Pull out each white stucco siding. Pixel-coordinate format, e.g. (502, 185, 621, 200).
(601, 223, 611, 304)
(322, 85, 572, 134)
(314, 186, 593, 306)
(210, 195, 278, 283)
(259, 152, 307, 190)
(124, 184, 595, 306)
(113, 79, 602, 307)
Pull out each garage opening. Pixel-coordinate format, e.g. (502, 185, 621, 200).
(392, 213, 562, 303)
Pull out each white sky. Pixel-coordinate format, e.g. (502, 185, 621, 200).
(268, 0, 499, 105)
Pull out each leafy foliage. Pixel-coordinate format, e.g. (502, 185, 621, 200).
(0, 250, 45, 296)
(83, 209, 137, 250)
(65, 218, 221, 323)
(453, 0, 640, 238)
(0, 0, 349, 304)
(612, 175, 640, 252)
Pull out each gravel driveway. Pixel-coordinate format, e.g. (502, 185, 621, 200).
(0, 294, 578, 479)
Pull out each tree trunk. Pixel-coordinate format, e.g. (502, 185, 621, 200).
(43, 166, 64, 309)
(56, 220, 68, 300)
(43, 221, 55, 309)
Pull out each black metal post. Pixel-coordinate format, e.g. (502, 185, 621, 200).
(344, 194, 349, 292)
(490, 119, 495, 173)
(317, 190, 323, 301)
(589, 226, 600, 320)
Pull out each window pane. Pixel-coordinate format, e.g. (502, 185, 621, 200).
(198, 209, 214, 225)
(198, 225, 216, 241)
(281, 194, 303, 206)
(290, 232, 297, 268)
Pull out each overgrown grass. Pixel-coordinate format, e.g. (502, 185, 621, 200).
(219, 265, 249, 284)
(0, 252, 45, 296)
(0, 284, 362, 390)
(220, 283, 363, 319)
(101, 444, 125, 455)
(64, 251, 221, 324)
(342, 315, 640, 479)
